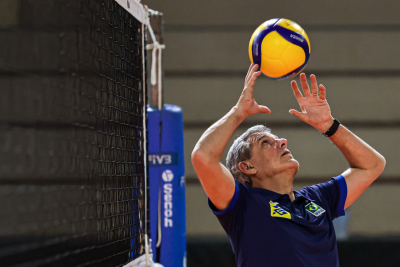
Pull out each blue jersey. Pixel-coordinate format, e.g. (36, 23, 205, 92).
(209, 175, 347, 267)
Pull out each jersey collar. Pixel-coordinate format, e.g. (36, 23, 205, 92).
(245, 184, 313, 203)
(293, 190, 314, 203)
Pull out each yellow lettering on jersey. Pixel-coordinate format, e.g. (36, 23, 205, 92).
(270, 202, 291, 219)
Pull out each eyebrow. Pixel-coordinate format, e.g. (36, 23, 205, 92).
(257, 135, 268, 142)
(257, 134, 278, 144)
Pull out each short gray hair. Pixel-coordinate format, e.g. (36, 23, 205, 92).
(226, 125, 271, 186)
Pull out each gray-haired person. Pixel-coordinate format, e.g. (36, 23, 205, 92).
(191, 64, 385, 267)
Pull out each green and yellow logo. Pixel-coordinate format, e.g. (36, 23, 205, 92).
(270, 202, 291, 219)
(305, 202, 325, 217)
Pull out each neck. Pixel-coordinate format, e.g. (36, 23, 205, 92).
(252, 172, 295, 202)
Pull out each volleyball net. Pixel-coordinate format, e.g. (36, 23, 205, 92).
(0, 0, 149, 266)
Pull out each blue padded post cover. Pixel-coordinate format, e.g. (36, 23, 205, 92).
(148, 104, 186, 267)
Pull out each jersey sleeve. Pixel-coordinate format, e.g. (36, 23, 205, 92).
(301, 175, 347, 219)
(208, 181, 245, 236)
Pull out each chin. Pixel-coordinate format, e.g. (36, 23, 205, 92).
(286, 159, 300, 173)
(285, 156, 299, 166)
(277, 159, 299, 175)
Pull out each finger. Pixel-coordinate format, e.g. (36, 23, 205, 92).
(259, 105, 271, 114)
(319, 84, 327, 100)
(252, 64, 259, 74)
(245, 63, 254, 84)
(246, 71, 261, 88)
(289, 109, 308, 121)
(310, 74, 318, 96)
(291, 80, 304, 102)
(300, 73, 311, 96)
(245, 64, 259, 85)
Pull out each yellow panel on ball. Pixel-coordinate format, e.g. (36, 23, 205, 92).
(281, 44, 305, 74)
(260, 58, 287, 78)
(261, 31, 290, 60)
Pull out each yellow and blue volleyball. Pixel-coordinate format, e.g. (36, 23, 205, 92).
(249, 18, 311, 80)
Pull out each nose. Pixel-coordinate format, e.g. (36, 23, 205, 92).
(278, 138, 287, 148)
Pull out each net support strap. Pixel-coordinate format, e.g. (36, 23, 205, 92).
(146, 19, 165, 110)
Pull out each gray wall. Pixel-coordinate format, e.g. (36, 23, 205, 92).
(144, 0, 400, 236)
(1, 0, 399, 238)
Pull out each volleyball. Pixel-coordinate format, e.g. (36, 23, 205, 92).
(249, 18, 311, 80)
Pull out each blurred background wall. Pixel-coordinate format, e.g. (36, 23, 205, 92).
(1, 0, 400, 266)
(143, 0, 400, 239)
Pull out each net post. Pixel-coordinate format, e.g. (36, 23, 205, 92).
(148, 11, 164, 110)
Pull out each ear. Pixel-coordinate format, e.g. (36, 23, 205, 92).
(238, 161, 257, 175)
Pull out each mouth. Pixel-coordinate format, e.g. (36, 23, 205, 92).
(281, 150, 291, 157)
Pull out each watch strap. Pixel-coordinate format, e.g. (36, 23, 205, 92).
(323, 118, 341, 137)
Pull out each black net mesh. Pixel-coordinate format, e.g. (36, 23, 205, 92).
(0, 0, 147, 266)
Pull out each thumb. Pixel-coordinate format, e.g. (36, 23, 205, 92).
(259, 105, 271, 114)
(289, 109, 307, 121)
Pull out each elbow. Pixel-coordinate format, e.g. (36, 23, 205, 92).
(192, 145, 222, 175)
(373, 154, 386, 177)
(191, 148, 201, 165)
(191, 148, 209, 170)
(191, 148, 215, 181)
(377, 154, 386, 173)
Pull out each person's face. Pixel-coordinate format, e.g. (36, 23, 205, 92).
(246, 132, 299, 178)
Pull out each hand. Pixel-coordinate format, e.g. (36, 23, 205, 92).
(289, 73, 334, 133)
(235, 63, 271, 118)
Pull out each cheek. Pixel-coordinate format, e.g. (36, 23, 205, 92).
(256, 154, 273, 168)
(252, 149, 273, 167)
(263, 153, 275, 163)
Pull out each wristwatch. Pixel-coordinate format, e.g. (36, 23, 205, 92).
(322, 118, 341, 137)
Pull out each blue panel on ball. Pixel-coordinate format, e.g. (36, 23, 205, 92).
(274, 25, 310, 66)
(252, 18, 280, 69)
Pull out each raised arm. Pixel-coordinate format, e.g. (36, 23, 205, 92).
(191, 64, 271, 210)
(289, 73, 386, 209)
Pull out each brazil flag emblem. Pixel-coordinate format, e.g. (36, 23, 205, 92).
(305, 202, 325, 217)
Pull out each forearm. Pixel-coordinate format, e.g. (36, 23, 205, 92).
(289, 74, 385, 208)
(329, 125, 385, 172)
(192, 106, 245, 162)
(329, 124, 385, 209)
